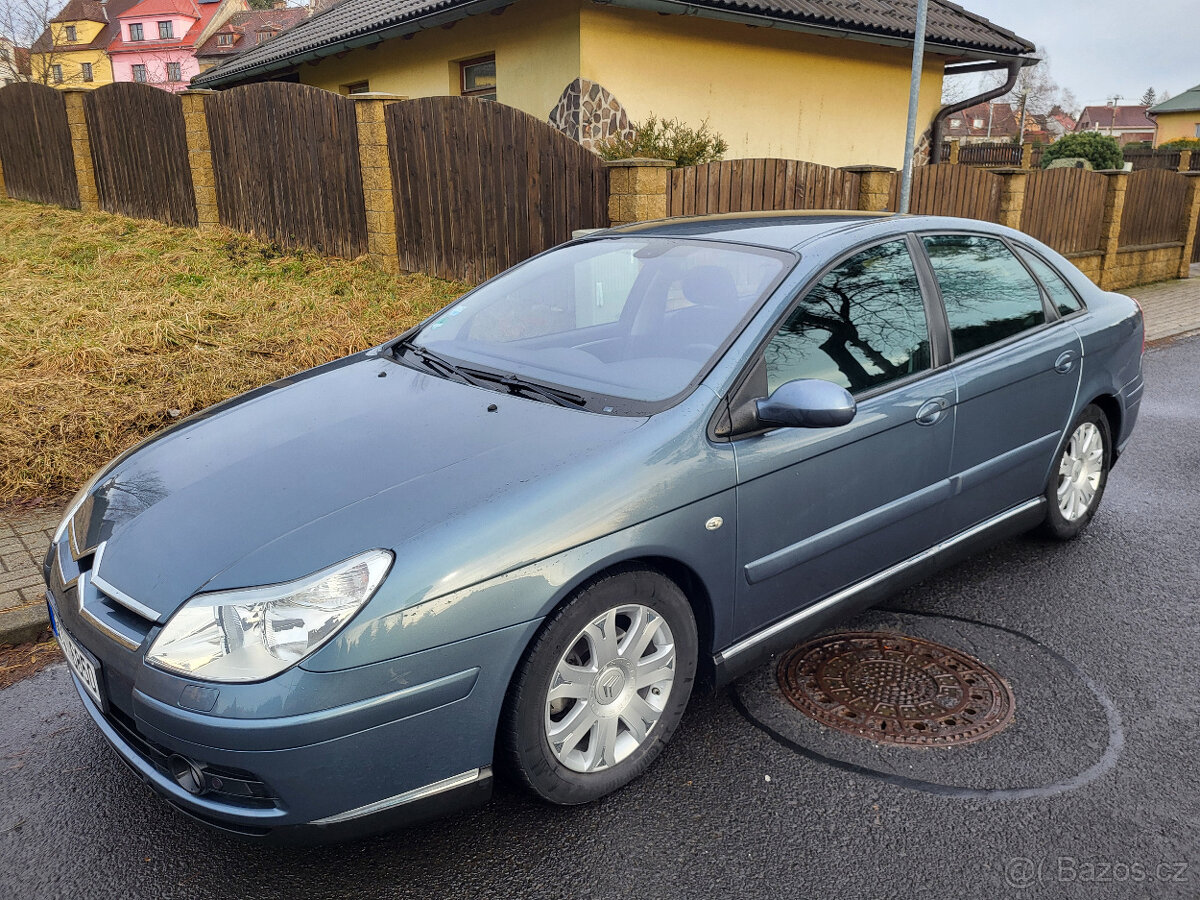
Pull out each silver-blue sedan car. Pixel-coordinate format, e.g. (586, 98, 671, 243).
(44, 212, 1144, 841)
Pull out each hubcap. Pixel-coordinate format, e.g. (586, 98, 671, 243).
(544, 605, 676, 773)
(1057, 421, 1104, 522)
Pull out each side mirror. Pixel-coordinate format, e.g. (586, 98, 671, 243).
(755, 379, 856, 429)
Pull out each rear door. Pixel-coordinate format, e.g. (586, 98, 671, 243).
(729, 238, 956, 642)
(915, 233, 1083, 534)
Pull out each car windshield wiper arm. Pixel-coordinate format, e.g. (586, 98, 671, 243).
(392, 339, 482, 386)
(462, 369, 588, 409)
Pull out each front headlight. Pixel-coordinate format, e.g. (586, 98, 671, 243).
(146, 550, 393, 683)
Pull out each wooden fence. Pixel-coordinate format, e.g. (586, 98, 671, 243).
(1123, 147, 1182, 171)
(958, 143, 1023, 168)
(83, 83, 196, 227)
(666, 159, 859, 216)
(1021, 168, 1107, 255)
(0, 83, 79, 208)
(386, 96, 608, 283)
(1120, 168, 1191, 246)
(909, 164, 1001, 222)
(206, 82, 368, 258)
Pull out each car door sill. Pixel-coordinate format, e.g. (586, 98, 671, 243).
(713, 497, 1046, 684)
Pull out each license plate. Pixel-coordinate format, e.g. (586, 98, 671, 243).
(56, 619, 104, 709)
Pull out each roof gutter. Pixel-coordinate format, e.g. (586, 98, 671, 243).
(193, 0, 514, 87)
(928, 58, 1030, 163)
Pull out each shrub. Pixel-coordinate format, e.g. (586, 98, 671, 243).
(596, 115, 729, 167)
(1157, 138, 1200, 151)
(1040, 132, 1124, 170)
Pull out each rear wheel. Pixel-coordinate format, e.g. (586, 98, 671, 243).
(500, 567, 697, 804)
(1038, 405, 1111, 540)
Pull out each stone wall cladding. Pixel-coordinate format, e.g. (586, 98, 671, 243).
(550, 78, 635, 151)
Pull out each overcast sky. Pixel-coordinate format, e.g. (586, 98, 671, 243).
(955, 0, 1197, 107)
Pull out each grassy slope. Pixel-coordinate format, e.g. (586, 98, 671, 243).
(0, 200, 467, 505)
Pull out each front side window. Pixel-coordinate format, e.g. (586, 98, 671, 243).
(132, 63, 146, 83)
(1013, 246, 1082, 317)
(166, 61, 181, 82)
(922, 234, 1046, 357)
(158, 20, 173, 39)
(765, 240, 931, 395)
(65, 25, 77, 41)
(415, 238, 790, 405)
(460, 55, 496, 101)
(129, 22, 144, 41)
(81, 62, 92, 82)
(51, 64, 63, 83)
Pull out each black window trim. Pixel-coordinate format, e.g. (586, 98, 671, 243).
(1005, 238, 1089, 322)
(714, 233, 949, 441)
(909, 229, 1076, 368)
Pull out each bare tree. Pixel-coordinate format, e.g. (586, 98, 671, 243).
(0, 0, 90, 86)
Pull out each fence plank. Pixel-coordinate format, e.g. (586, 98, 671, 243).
(909, 164, 1001, 222)
(1022, 168, 1106, 255)
(82, 83, 196, 227)
(1119, 168, 1191, 247)
(387, 97, 608, 282)
(0, 83, 79, 208)
(205, 82, 367, 258)
(665, 158, 861, 215)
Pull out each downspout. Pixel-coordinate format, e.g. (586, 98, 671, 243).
(929, 60, 1023, 163)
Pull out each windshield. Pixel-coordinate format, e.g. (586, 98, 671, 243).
(412, 238, 792, 405)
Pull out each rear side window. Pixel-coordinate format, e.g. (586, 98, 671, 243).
(922, 235, 1046, 357)
(1014, 246, 1083, 317)
(765, 240, 931, 395)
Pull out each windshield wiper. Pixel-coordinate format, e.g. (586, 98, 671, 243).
(462, 369, 588, 409)
(392, 339, 482, 386)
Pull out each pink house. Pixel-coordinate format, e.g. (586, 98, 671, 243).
(109, 0, 245, 92)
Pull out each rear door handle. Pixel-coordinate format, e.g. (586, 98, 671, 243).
(916, 397, 949, 426)
(1055, 350, 1078, 374)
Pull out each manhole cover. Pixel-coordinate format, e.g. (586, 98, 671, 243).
(777, 632, 1015, 747)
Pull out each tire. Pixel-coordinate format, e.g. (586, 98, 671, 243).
(1038, 404, 1111, 540)
(499, 566, 698, 805)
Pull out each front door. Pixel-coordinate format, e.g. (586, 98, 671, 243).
(730, 239, 956, 643)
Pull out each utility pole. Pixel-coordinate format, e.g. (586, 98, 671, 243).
(899, 0, 929, 215)
(987, 101, 995, 139)
(1107, 94, 1123, 136)
(1016, 91, 1029, 144)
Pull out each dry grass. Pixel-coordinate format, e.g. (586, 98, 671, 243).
(0, 629, 64, 690)
(0, 199, 468, 505)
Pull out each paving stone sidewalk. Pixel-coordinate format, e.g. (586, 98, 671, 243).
(2, 268, 1198, 645)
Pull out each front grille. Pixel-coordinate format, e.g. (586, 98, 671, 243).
(104, 703, 279, 809)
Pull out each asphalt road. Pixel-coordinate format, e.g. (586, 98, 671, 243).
(3, 337, 1198, 900)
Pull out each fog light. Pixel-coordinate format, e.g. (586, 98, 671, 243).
(168, 755, 206, 795)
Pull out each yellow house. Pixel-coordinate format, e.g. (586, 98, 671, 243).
(193, 0, 1036, 169)
(30, 0, 139, 88)
(1150, 85, 1200, 145)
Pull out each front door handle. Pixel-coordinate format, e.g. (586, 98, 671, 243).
(916, 397, 949, 426)
(1055, 350, 1078, 374)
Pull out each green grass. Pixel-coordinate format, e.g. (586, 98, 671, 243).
(0, 199, 468, 505)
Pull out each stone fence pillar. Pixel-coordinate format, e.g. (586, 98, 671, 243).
(1178, 172, 1200, 278)
(353, 93, 406, 274)
(180, 90, 219, 230)
(1097, 170, 1131, 291)
(61, 89, 97, 213)
(1179, 150, 1193, 173)
(606, 158, 674, 226)
(842, 165, 897, 212)
(992, 168, 1028, 231)
(948, 140, 961, 165)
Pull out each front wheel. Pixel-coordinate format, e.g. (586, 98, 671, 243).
(499, 567, 697, 805)
(1038, 405, 1111, 540)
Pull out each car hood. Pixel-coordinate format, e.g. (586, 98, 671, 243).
(71, 353, 648, 619)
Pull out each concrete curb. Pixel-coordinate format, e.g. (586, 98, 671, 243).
(0, 601, 51, 647)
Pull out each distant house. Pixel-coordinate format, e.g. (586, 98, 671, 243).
(1074, 104, 1156, 146)
(0, 35, 31, 85)
(944, 101, 1019, 143)
(1044, 109, 1077, 139)
(195, 5, 306, 74)
(30, 0, 141, 88)
(191, 0, 1038, 169)
(1149, 84, 1200, 145)
(107, 0, 245, 92)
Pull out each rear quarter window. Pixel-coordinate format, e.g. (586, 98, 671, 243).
(1013, 245, 1084, 317)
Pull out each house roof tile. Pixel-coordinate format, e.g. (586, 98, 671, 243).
(1149, 85, 1200, 115)
(195, 8, 307, 58)
(1075, 105, 1156, 131)
(193, 0, 1035, 88)
(33, 0, 142, 54)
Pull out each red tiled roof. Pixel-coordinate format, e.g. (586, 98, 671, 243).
(119, 0, 201, 19)
(1075, 105, 1155, 131)
(108, 0, 225, 53)
(50, 0, 108, 24)
(195, 8, 307, 58)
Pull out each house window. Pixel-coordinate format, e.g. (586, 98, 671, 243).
(81, 62, 93, 82)
(52, 64, 63, 83)
(217, 33, 233, 46)
(132, 63, 147, 82)
(972, 118, 983, 128)
(129, 22, 144, 41)
(158, 20, 173, 39)
(166, 61, 181, 81)
(950, 118, 961, 128)
(1195, 123, 1200, 138)
(65, 25, 77, 41)
(256, 30, 269, 43)
(342, 80, 370, 95)
(460, 55, 496, 101)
